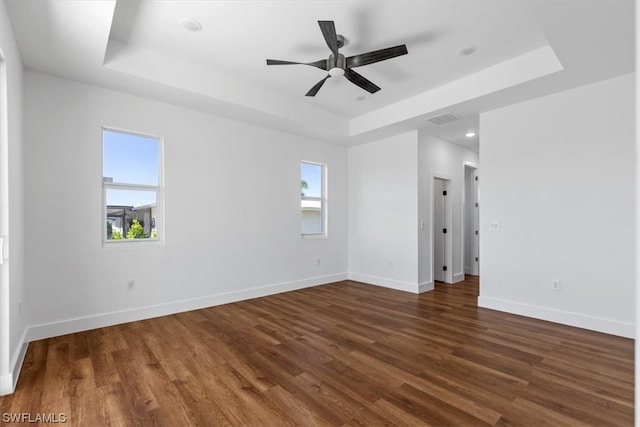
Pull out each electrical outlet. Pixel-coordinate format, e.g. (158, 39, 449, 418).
(127, 279, 135, 291)
(552, 279, 561, 292)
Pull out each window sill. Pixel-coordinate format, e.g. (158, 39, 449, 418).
(103, 238, 163, 248)
(301, 233, 327, 239)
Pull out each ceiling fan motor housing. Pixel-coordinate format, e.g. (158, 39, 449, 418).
(328, 53, 346, 71)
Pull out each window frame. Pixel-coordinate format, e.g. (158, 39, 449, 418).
(102, 127, 164, 245)
(300, 160, 327, 238)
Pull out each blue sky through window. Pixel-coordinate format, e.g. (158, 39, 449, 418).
(103, 129, 159, 206)
(301, 162, 322, 198)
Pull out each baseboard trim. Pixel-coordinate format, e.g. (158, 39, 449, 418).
(453, 273, 465, 283)
(27, 273, 348, 342)
(418, 281, 434, 293)
(0, 374, 11, 396)
(0, 328, 28, 396)
(478, 295, 634, 338)
(348, 273, 422, 294)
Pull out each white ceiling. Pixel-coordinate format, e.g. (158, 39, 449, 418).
(4, 0, 635, 150)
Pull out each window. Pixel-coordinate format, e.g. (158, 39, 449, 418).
(102, 128, 162, 242)
(301, 161, 326, 235)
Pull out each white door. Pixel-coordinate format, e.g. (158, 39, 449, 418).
(433, 178, 447, 282)
(472, 170, 480, 275)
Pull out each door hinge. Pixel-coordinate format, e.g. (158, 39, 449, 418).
(475, 230, 478, 235)
(442, 228, 447, 234)
(442, 265, 448, 271)
(475, 257, 478, 262)
(442, 190, 447, 196)
(475, 176, 478, 181)
(475, 202, 478, 208)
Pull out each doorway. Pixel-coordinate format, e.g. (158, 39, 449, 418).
(464, 165, 479, 276)
(433, 177, 451, 283)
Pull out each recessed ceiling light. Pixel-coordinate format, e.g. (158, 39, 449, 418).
(180, 18, 202, 32)
(457, 45, 477, 56)
(465, 131, 477, 138)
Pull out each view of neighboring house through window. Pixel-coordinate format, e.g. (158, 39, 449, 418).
(301, 161, 326, 235)
(103, 128, 161, 242)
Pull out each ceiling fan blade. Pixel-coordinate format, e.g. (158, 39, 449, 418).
(267, 58, 328, 70)
(346, 44, 408, 68)
(344, 69, 380, 94)
(305, 75, 330, 97)
(267, 59, 302, 65)
(318, 20, 339, 57)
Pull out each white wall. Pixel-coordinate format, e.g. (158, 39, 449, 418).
(635, 5, 640, 416)
(24, 70, 348, 339)
(0, 0, 27, 395)
(348, 131, 421, 292)
(479, 73, 635, 338)
(417, 133, 479, 286)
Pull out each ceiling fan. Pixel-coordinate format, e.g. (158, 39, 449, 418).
(266, 20, 408, 97)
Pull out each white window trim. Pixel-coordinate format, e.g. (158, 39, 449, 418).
(102, 127, 164, 246)
(301, 161, 327, 238)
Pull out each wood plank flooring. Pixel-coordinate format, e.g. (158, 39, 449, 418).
(0, 276, 634, 426)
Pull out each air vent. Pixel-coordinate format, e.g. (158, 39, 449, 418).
(425, 113, 462, 125)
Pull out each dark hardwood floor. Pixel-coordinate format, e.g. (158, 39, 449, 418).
(0, 276, 633, 426)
